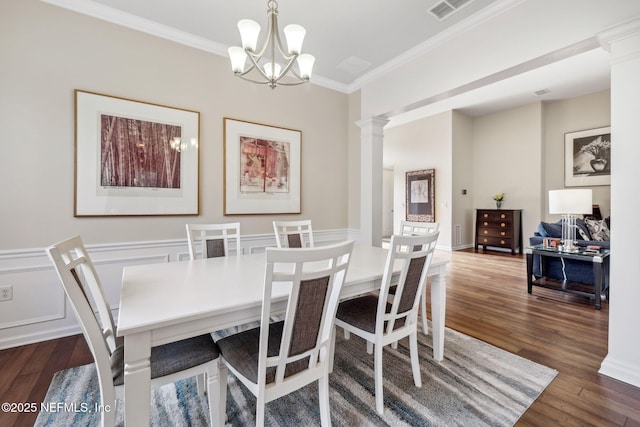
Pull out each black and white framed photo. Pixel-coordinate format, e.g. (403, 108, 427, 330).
(565, 126, 611, 187)
(405, 169, 435, 222)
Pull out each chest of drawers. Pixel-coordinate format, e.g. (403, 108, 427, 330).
(474, 209, 522, 255)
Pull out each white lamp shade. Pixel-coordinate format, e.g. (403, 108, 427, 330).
(263, 62, 281, 80)
(549, 189, 593, 214)
(228, 47, 247, 73)
(283, 24, 306, 54)
(237, 19, 261, 51)
(296, 54, 315, 79)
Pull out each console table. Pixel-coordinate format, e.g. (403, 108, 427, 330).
(474, 209, 522, 255)
(525, 245, 610, 309)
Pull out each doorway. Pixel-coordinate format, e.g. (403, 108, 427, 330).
(383, 168, 394, 237)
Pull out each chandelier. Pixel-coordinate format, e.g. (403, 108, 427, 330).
(227, 0, 315, 89)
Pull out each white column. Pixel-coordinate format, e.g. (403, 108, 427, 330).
(357, 116, 389, 246)
(597, 16, 640, 388)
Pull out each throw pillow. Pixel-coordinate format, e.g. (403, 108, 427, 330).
(538, 221, 562, 238)
(584, 218, 610, 241)
(575, 218, 592, 240)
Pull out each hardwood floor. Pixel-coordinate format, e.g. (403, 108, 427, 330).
(1, 248, 639, 426)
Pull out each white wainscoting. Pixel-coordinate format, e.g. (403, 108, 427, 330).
(0, 229, 352, 350)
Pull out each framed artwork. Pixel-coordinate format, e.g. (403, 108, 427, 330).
(74, 90, 199, 216)
(406, 169, 435, 222)
(564, 126, 611, 187)
(224, 118, 301, 215)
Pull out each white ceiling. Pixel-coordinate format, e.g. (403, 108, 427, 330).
(44, 0, 612, 120)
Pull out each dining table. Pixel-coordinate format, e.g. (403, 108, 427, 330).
(117, 242, 449, 425)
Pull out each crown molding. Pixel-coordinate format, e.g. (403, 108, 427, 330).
(42, 0, 228, 56)
(348, 0, 527, 93)
(41, 0, 351, 93)
(41, 0, 527, 95)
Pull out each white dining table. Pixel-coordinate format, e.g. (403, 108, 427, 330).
(117, 242, 449, 426)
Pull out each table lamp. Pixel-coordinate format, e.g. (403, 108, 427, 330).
(548, 189, 593, 252)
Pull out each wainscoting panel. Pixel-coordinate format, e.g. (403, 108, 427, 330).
(0, 228, 350, 349)
(0, 262, 65, 330)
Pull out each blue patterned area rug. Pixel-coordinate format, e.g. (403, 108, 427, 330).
(35, 324, 557, 426)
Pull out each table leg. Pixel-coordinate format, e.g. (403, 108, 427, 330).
(593, 261, 603, 310)
(526, 253, 533, 294)
(124, 332, 152, 426)
(420, 281, 428, 335)
(430, 265, 446, 362)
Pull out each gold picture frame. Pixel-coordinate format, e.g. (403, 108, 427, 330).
(74, 90, 200, 216)
(223, 118, 301, 215)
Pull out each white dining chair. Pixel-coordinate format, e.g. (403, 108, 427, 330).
(216, 240, 354, 427)
(272, 219, 314, 248)
(186, 222, 242, 260)
(46, 236, 225, 427)
(400, 220, 440, 236)
(398, 220, 440, 334)
(335, 232, 439, 415)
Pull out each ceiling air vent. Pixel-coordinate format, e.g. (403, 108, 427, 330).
(429, 0, 474, 21)
(336, 56, 372, 76)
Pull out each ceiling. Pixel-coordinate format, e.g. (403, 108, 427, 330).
(44, 0, 611, 120)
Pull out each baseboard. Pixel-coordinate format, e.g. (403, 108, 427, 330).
(0, 324, 82, 350)
(599, 355, 640, 389)
(451, 243, 473, 251)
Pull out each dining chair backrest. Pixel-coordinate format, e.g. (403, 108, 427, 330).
(46, 236, 120, 425)
(272, 220, 314, 248)
(261, 241, 353, 384)
(334, 232, 438, 415)
(186, 222, 242, 260)
(217, 240, 354, 426)
(378, 232, 439, 333)
(47, 236, 224, 427)
(400, 220, 440, 236)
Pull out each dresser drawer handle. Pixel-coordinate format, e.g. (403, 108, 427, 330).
(483, 221, 488, 226)
(483, 238, 488, 243)
(501, 223, 506, 227)
(500, 231, 506, 236)
(500, 214, 506, 219)
(500, 240, 506, 244)
(483, 213, 489, 218)
(484, 230, 488, 234)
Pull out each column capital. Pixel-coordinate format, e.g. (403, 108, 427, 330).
(356, 116, 390, 132)
(598, 16, 640, 61)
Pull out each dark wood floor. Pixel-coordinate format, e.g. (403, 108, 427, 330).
(1, 248, 639, 426)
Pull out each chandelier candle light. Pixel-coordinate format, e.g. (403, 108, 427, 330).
(548, 189, 593, 252)
(227, 0, 315, 89)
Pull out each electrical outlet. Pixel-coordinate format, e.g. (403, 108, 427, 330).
(0, 285, 13, 301)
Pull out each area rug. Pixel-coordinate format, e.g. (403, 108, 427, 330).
(35, 323, 557, 426)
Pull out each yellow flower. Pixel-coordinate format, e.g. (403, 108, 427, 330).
(493, 193, 504, 202)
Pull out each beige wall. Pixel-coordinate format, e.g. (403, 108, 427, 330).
(0, 0, 349, 250)
(347, 90, 362, 231)
(451, 111, 474, 248)
(384, 111, 453, 248)
(472, 102, 544, 238)
(542, 90, 611, 219)
(382, 91, 610, 250)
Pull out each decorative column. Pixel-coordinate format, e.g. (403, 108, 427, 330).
(357, 116, 389, 246)
(597, 16, 640, 388)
